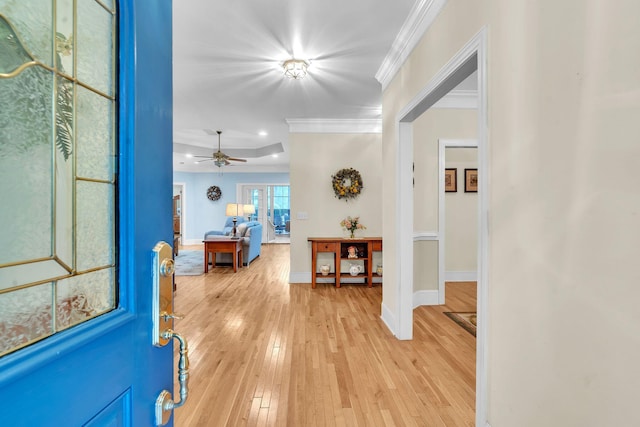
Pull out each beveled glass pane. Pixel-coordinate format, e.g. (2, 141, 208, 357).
(0, 66, 53, 265)
(55, 79, 74, 268)
(0, 260, 68, 292)
(0, 0, 53, 66)
(76, 181, 114, 271)
(55, 0, 74, 76)
(99, 0, 115, 12)
(77, 0, 113, 95)
(0, 283, 54, 356)
(56, 268, 115, 330)
(76, 85, 114, 181)
(0, 15, 34, 74)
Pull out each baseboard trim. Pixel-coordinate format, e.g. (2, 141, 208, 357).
(183, 238, 201, 246)
(289, 272, 310, 283)
(380, 302, 397, 337)
(444, 271, 477, 282)
(412, 290, 439, 308)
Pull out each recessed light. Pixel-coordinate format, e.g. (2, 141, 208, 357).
(185, 154, 193, 158)
(258, 131, 268, 136)
(272, 154, 278, 158)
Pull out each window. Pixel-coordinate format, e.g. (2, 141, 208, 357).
(0, 1, 117, 356)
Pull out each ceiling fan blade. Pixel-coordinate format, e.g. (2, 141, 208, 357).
(195, 158, 214, 163)
(194, 155, 213, 158)
(201, 130, 246, 164)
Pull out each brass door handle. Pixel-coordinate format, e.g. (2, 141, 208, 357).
(155, 329, 190, 426)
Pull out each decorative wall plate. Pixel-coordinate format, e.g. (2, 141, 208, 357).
(207, 185, 222, 201)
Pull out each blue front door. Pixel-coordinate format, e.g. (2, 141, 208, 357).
(0, 0, 177, 425)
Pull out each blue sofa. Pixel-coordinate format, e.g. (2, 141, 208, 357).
(204, 218, 262, 267)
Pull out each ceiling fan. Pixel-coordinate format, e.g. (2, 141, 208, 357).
(195, 130, 248, 167)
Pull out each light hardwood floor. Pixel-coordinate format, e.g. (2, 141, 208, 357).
(173, 244, 476, 426)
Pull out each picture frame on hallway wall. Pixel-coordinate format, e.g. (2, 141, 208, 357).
(445, 168, 457, 192)
(465, 169, 478, 192)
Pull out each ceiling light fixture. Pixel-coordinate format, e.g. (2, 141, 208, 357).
(283, 58, 309, 79)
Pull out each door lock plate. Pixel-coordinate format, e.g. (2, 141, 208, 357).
(152, 242, 174, 347)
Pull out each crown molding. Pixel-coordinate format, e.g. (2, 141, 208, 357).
(431, 89, 478, 109)
(375, 0, 448, 91)
(286, 118, 382, 134)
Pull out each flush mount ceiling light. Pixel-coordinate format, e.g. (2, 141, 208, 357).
(283, 59, 309, 79)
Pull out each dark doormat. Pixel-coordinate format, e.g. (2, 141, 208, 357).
(444, 312, 477, 337)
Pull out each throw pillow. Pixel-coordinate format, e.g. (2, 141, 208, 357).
(236, 223, 248, 237)
(244, 227, 251, 237)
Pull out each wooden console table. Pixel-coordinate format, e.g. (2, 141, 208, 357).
(307, 237, 382, 289)
(203, 238, 243, 273)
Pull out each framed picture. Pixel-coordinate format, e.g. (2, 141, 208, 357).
(465, 168, 478, 192)
(444, 168, 457, 192)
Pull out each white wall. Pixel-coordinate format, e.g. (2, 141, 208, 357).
(487, 1, 640, 425)
(289, 132, 382, 282)
(383, 0, 640, 425)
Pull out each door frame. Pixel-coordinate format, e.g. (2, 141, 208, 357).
(174, 182, 187, 243)
(239, 184, 268, 241)
(237, 182, 290, 242)
(394, 27, 489, 426)
(438, 139, 478, 304)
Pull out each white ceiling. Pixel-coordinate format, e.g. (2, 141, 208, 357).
(172, 1, 418, 173)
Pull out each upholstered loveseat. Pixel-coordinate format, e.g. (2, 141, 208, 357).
(204, 218, 262, 266)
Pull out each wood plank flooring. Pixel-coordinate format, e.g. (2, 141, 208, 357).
(173, 244, 476, 426)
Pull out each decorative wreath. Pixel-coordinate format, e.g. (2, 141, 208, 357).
(331, 168, 363, 200)
(206, 185, 222, 201)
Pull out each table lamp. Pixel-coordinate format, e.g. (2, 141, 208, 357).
(225, 203, 244, 239)
(243, 204, 255, 221)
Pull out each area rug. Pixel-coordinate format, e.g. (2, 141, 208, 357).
(174, 250, 204, 276)
(444, 312, 477, 337)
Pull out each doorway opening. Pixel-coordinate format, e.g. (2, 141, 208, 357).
(438, 140, 478, 303)
(393, 28, 488, 426)
(173, 182, 186, 250)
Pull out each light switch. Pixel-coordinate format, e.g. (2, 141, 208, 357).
(296, 211, 309, 220)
